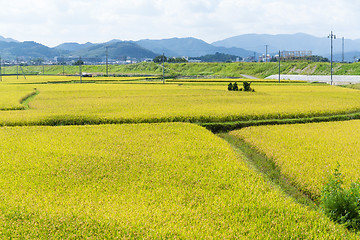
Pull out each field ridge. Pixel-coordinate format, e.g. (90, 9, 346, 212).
(3, 62, 360, 78)
(219, 132, 315, 205)
(201, 110, 360, 133)
(19, 89, 40, 110)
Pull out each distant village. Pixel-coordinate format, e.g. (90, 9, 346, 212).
(0, 50, 318, 67)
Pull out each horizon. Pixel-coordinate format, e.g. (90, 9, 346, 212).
(2, 32, 359, 48)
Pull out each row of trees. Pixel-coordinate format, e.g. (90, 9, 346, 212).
(269, 55, 330, 62)
(153, 55, 187, 63)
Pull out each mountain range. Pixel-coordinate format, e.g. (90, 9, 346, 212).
(0, 33, 359, 62)
(213, 33, 360, 62)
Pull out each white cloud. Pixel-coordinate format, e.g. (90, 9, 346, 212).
(0, 0, 359, 46)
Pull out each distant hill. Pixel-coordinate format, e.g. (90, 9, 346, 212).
(212, 33, 360, 60)
(136, 37, 255, 57)
(0, 35, 18, 43)
(72, 41, 158, 60)
(0, 41, 64, 60)
(3, 33, 360, 62)
(333, 51, 360, 62)
(54, 42, 95, 52)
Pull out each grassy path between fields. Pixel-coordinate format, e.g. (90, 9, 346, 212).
(20, 89, 40, 110)
(218, 132, 316, 208)
(201, 111, 360, 133)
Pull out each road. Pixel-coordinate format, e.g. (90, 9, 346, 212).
(265, 74, 360, 85)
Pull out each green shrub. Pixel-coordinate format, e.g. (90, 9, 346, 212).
(242, 81, 255, 92)
(320, 165, 360, 230)
(227, 82, 238, 91)
(233, 82, 238, 91)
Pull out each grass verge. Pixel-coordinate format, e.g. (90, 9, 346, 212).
(201, 111, 360, 133)
(218, 132, 316, 207)
(20, 89, 40, 109)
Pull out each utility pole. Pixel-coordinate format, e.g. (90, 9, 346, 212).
(265, 45, 269, 62)
(0, 56, 2, 82)
(19, 64, 26, 79)
(328, 31, 336, 85)
(342, 37, 345, 62)
(278, 51, 281, 83)
(16, 58, 19, 79)
(162, 53, 165, 84)
(79, 57, 82, 83)
(106, 46, 109, 76)
(253, 52, 256, 62)
(42, 58, 45, 75)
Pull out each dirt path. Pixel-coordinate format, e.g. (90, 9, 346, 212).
(241, 74, 259, 79)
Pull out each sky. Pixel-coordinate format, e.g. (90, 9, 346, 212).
(0, 0, 359, 47)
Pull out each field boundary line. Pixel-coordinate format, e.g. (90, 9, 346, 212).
(0, 89, 39, 111)
(218, 132, 316, 206)
(201, 112, 360, 133)
(20, 89, 40, 110)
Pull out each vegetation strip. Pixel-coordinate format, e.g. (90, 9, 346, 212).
(1, 111, 360, 128)
(218, 132, 315, 206)
(19, 89, 40, 110)
(201, 111, 360, 133)
(3, 62, 360, 78)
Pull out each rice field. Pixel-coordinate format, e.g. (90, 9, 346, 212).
(1, 82, 360, 126)
(0, 75, 156, 84)
(230, 120, 360, 198)
(2, 74, 360, 237)
(0, 85, 35, 110)
(167, 78, 306, 83)
(0, 123, 355, 238)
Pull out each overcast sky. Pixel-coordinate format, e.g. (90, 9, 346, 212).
(0, 0, 358, 47)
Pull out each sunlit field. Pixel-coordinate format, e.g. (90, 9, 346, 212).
(1, 74, 360, 237)
(167, 78, 306, 83)
(230, 120, 360, 198)
(0, 75, 156, 84)
(0, 85, 35, 110)
(1, 82, 360, 126)
(0, 123, 355, 238)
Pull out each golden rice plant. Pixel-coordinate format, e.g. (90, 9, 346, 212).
(231, 120, 360, 198)
(1, 83, 360, 125)
(0, 123, 355, 238)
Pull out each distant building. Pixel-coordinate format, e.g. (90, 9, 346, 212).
(259, 54, 271, 62)
(188, 59, 201, 63)
(280, 50, 312, 60)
